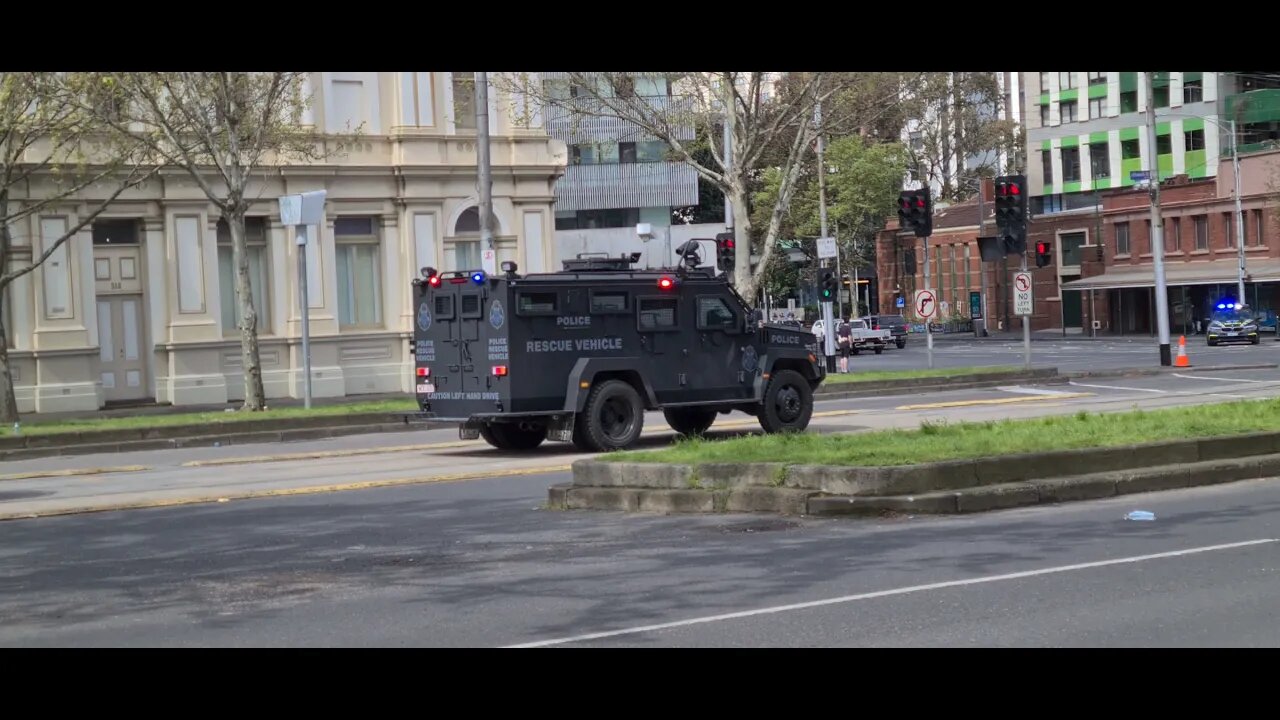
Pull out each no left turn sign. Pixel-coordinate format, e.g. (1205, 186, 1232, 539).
(914, 289, 938, 320)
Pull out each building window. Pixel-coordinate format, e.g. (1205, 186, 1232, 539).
(1061, 146, 1081, 182)
(1060, 100, 1078, 123)
(452, 72, 476, 130)
(1194, 215, 1208, 250)
(1115, 222, 1130, 255)
(1090, 142, 1110, 178)
(1184, 128, 1206, 151)
(619, 142, 637, 164)
(216, 217, 270, 336)
(1156, 133, 1172, 155)
(1183, 78, 1203, 103)
(636, 140, 668, 162)
(335, 216, 382, 327)
(1041, 149, 1053, 184)
(1039, 72, 1050, 91)
(1172, 217, 1182, 251)
(908, 131, 923, 151)
(1224, 213, 1235, 248)
(1040, 104, 1050, 125)
(1120, 90, 1138, 113)
(1121, 138, 1140, 159)
(1145, 220, 1152, 254)
(1061, 231, 1087, 266)
(1153, 85, 1169, 108)
(1089, 97, 1105, 118)
(1059, 72, 1075, 90)
(1255, 209, 1265, 246)
(570, 143, 620, 165)
(1241, 211, 1248, 248)
(1088, 72, 1106, 85)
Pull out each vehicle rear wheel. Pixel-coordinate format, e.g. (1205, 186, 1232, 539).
(758, 369, 813, 434)
(663, 407, 717, 437)
(573, 379, 645, 452)
(874, 346, 884, 355)
(896, 339, 906, 349)
(479, 422, 547, 451)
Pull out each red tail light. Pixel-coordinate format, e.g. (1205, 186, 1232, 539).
(492, 365, 508, 377)
(428, 276, 441, 288)
(416, 367, 430, 377)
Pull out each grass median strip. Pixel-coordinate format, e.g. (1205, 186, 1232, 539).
(823, 365, 1022, 385)
(613, 397, 1280, 467)
(1, 399, 417, 438)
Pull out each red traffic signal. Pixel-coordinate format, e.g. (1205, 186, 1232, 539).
(1036, 242, 1048, 254)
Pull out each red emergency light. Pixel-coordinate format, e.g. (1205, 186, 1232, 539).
(416, 367, 430, 377)
(492, 365, 508, 377)
(657, 276, 675, 290)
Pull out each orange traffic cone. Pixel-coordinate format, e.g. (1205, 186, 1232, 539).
(1175, 335, 1191, 367)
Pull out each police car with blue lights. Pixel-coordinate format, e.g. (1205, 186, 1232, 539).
(407, 241, 825, 452)
(1206, 299, 1261, 346)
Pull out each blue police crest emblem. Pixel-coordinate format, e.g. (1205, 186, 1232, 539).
(489, 299, 505, 330)
(741, 345, 758, 372)
(417, 301, 432, 332)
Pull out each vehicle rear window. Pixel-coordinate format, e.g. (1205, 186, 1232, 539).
(879, 316, 905, 326)
(461, 294, 482, 317)
(434, 294, 455, 320)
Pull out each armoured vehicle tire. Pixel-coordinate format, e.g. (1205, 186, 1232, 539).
(479, 422, 547, 451)
(758, 369, 813, 434)
(574, 379, 645, 452)
(663, 407, 717, 437)
(874, 347, 883, 355)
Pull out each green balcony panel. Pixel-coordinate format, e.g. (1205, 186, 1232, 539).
(1225, 90, 1280, 124)
(1120, 72, 1138, 92)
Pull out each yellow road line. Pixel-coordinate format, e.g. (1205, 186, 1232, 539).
(182, 409, 861, 468)
(0, 464, 574, 522)
(0, 465, 150, 482)
(895, 393, 1094, 410)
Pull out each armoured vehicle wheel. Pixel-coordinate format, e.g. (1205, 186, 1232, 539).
(758, 369, 813, 434)
(479, 422, 547, 451)
(663, 407, 717, 437)
(874, 347, 883, 355)
(574, 380, 645, 452)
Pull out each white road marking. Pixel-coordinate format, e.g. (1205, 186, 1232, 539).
(997, 385, 1086, 397)
(1068, 381, 1167, 394)
(503, 538, 1277, 648)
(1173, 373, 1274, 384)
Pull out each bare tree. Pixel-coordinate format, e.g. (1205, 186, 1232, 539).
(496, 72, 914, 300)
(0, 72, 157, 425)
(903, 72, 1019, 202)
(80, 72, 353, 411)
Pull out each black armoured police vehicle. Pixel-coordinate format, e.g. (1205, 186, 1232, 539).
(408, 246, 824, 452)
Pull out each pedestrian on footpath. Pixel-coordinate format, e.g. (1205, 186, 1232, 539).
(837, 318, 853, 373)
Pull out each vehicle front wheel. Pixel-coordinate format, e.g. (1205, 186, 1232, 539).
(1252, 336, 1261, 345)
(758, 369, 813, 434)
(663, 407, 717, 437)
(573, 379, 645, 452)
(479, 422, 547, 451)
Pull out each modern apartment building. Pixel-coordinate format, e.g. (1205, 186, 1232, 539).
(4, 72, 566, 413)
(540, 73, 717, 268)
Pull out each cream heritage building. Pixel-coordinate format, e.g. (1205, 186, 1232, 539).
(4, 72, 567, 413)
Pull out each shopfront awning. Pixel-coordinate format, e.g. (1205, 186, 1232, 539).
(1061, 260, 1280, 291)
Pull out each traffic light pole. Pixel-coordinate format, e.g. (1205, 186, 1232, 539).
(1020, 250, 1031, 369)
(816, 101, 836, 372)
(1144, 72, 1173, 366)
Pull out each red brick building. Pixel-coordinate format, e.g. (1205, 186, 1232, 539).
(877, 150, 1280, 335)
(1062, 149, 1280, 336)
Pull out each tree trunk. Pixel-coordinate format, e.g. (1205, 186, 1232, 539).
(730, 181, 755, 299)
(228, 209, 266, 410)
(0, 189, 18, 424)
(0, 298, 18, 425)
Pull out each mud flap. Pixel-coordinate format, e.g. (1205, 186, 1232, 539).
(459, 421, 481, 440)
(546, 414, 575, 443)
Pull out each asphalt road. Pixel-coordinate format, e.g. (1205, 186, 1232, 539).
(3, 366, 1280, 518)
(2, 465, 1278, 647)
(852, 333, 1279, 373)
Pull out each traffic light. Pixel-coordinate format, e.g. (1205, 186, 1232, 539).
(904, 249, 917, 275)
(819, 269, 837, 301)
(994, 175, 1028, 254)
(715, 232, 736, 272)
(897, 188, 933, 238)
(1035, 241, 1052, 268)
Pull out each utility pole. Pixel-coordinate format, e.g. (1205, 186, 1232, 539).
(1232, 118, 1247, 301)
(976, 185, 989, 338)
(1144, 71, 1172, 366)
(816, 100, 836, 370)
(475, 72, 495, 274)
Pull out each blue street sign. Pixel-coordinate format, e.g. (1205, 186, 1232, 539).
(1129, 170, 1150, 182)
(896, 296, 905, 308)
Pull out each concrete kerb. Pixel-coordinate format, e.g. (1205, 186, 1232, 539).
(562, 428, 1280, 516)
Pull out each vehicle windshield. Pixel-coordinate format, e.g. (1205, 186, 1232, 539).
(1211, 306, 1253, 323)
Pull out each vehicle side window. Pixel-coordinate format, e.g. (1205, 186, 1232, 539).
(696, 296, 736, 330)
(517, 291, 558, 315)
(591, 291, 628, 314)
(637, 297, 678, 332)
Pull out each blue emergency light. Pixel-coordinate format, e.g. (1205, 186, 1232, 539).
(471, 271, 486, 285)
